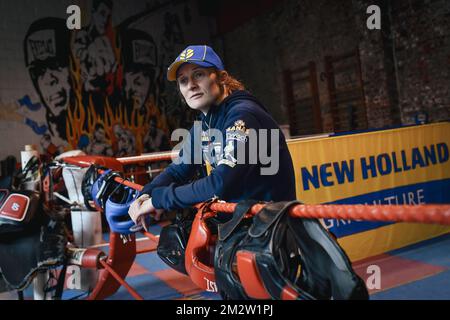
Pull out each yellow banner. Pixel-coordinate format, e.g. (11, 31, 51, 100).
(287, 122, 450, 260)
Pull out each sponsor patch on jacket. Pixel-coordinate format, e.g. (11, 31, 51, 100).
(226, 120, 249, 143)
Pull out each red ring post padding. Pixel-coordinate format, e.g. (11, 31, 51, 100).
(87, 232, 137, 300)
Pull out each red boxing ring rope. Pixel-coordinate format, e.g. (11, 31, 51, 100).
(204, 202, 450, 225)
(102, 169, 450, 225)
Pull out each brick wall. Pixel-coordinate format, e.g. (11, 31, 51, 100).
(218, 0, 450, 131)
(389, 0, 450, 124)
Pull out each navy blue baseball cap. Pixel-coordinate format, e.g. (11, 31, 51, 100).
(167, 45, 224, 81)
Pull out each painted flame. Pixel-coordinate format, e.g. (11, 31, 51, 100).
(66, 28, 170, 156)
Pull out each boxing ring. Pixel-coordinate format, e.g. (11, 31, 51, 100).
(55, 152, 450, 300)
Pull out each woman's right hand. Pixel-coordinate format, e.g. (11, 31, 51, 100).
(128, 194, 164, 231)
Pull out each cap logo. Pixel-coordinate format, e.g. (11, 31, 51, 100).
(179, 48, 194, 61)
(132, 39, 156, 65)
(27, 30, 56, 64)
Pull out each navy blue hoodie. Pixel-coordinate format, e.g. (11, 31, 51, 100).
(141, 90, 296, 210)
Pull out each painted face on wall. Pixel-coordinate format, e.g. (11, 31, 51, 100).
(113, 124, 135, 156)
(177, 64, 222, 114)
(36, 66, 70, 117)
(92, 3, 111, 34)
(124, 71, 151, 111)
(94, 125, 107, 141)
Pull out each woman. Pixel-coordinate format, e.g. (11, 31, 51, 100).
(128, 45, 296, 230)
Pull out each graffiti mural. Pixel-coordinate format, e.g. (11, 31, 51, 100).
(24, 17, 73, 145)
(19, 0, 197, 157)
